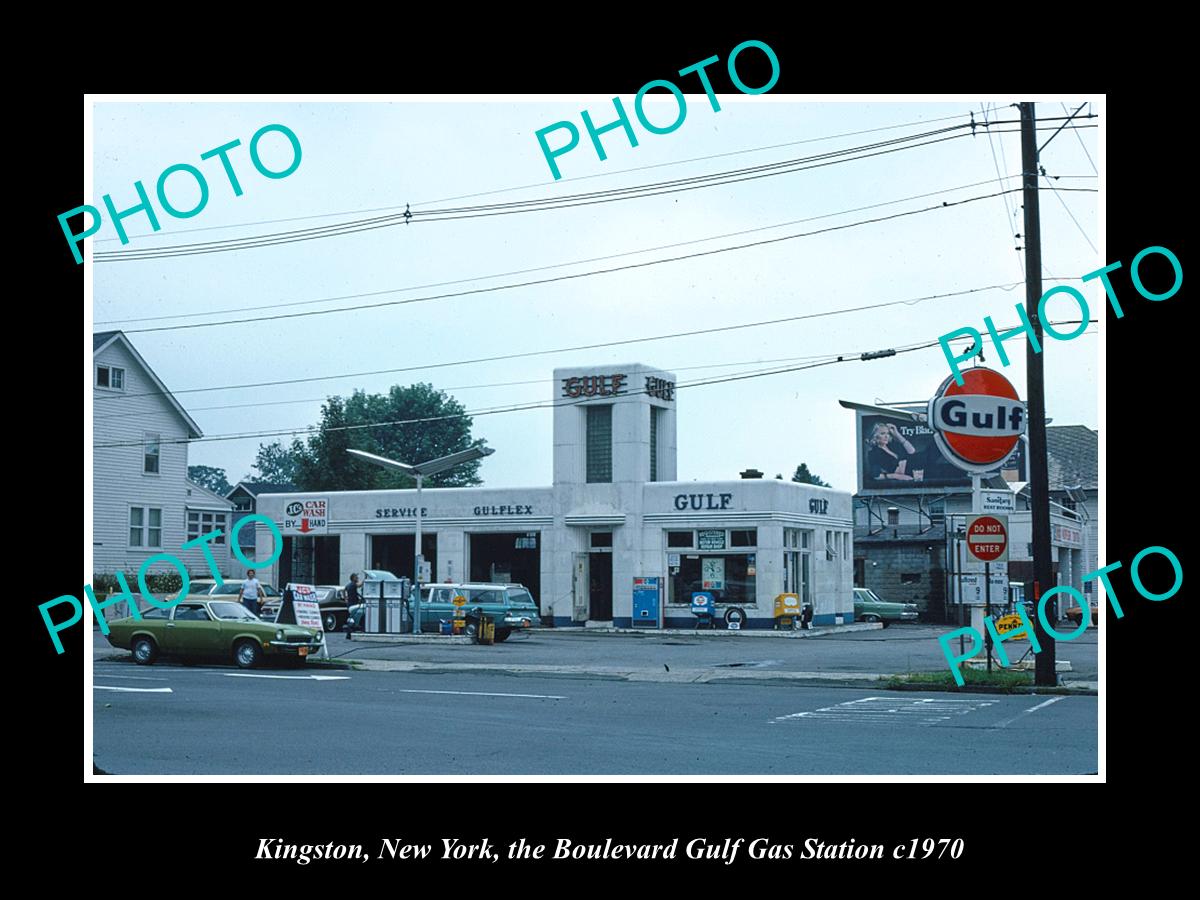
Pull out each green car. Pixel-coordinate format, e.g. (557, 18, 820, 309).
(106, 598, 323, 669)
(853, 587, 919, 626)
(418, 583, 542, 640)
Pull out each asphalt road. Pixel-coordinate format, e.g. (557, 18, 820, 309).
(332, 625, 1099, 680)
(93, 658, 1097, 775)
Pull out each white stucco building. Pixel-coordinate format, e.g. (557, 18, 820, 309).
(254, 363, 855, 628)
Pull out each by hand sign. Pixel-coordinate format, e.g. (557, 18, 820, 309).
(967, 515, 1008, 563)
(282, 498, 328, 535)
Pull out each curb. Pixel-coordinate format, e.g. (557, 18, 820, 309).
(885, 681, 1098, 696)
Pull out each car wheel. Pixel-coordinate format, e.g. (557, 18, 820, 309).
(323, 612, 339, 632)
(464, 621, 479, 638)
(494, 629, 511, 642)
(234, 639, 261, 669)
(862, 614, 881, 623)
(881, 620, 891, 629)
(132, 636, 158, 666)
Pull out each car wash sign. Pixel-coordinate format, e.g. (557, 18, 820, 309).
(927, 368, 1026, 474)
(282, 498, 328, 535)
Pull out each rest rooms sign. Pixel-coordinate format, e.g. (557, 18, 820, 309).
(283, 498, 328, 535)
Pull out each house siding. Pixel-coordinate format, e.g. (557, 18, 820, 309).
(93, 340, 234, 581)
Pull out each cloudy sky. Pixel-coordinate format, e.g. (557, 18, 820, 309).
(90, 97, 1099, 492)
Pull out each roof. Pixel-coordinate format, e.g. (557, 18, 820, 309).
(93, 330, 202, 439)
(1045, 426, 1098, 490)
(227, 481, 298, 498)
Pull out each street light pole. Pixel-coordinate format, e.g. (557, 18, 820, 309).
(346, 446, 495, 637)
(413, 473, 423, 635)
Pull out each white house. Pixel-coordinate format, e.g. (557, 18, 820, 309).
(92, 331, 235, 581)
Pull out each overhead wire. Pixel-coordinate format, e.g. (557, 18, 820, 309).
(94, 323, 1098, 450)
(92, 119, 1095, 263)
(94, 278, 1051, 404)
(95, 171, 1096, 328)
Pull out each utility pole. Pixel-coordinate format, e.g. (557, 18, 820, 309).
(1020, 101, 1056, 686)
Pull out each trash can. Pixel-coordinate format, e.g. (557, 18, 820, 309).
(438, 619, 453, 635)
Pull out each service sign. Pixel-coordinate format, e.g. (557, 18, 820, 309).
(282, 498, 328, 535)
(927, 368, 1027, 474)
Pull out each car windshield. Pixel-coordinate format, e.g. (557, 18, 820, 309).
(211, 601, 260, 621)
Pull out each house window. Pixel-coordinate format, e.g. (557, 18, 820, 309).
(585, 405, 613, 483)
(96, 365, 125, 390)
(649, 406, 659, 481)
(187, 510, 228, 543)
(143, 434, 161, 474)
(130, 507, 163, 549)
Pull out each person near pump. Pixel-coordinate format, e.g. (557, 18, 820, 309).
(345, 572, 361, 606)
(238, 569, 263, 615)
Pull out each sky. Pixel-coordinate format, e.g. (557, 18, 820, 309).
(90, 97, 1100, 493)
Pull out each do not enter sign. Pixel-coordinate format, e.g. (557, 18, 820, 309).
(967, 514, 1008, 563)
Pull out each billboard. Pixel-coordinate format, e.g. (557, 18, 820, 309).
(857, 413, 1024, 492)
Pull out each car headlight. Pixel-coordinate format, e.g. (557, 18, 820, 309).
(275, 629, 284, 640)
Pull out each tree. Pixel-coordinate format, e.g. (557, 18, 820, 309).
(188, 465, 231, 495)
(791, 463, 831, 487)
(248, 440, 303, 485)
(292, 384, 487, 492)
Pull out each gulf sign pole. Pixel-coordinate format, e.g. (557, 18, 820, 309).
(927, 366, 1026, 676)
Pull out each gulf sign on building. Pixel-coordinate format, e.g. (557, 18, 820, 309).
(283, 498, 328, 535)
(927, 368, 1026, 474)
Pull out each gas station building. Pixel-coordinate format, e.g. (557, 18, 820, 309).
(253, 363, 855, 628)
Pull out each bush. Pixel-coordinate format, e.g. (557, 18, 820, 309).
(91, 570, 184, 596)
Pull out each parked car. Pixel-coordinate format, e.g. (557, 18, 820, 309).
(853, 587, 919, 626)
(260, 585, 348, 632)
(419, 583, 541, 640)
(105, 598, 323, 668)
(190, 580, 280, 604)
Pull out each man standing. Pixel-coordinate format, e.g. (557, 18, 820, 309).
(238, 569, 263, 615)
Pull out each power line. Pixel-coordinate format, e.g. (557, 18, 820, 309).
(107, 188, 1101, 336)
(95, 352, 848, 418)
(95, 171, 1095, 328)
(91, 109, 987, 246)
(95, 278, 1044, 405)
(94, 324, 1097, 450)
(93, 120, 1095, 263)
(95, 342, 939, 448)
(1062, 102, 1098, 174)
(980, 103, 1024, 278)
(94, 123, 978, 261)
(1042, 173, 1098, 253)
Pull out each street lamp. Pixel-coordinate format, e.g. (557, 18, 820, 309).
(347, 446, 495, 634)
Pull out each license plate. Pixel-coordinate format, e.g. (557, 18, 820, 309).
(298, 647, 308, 657)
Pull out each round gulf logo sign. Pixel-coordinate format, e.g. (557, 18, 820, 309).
(927, 368, 1026, 473)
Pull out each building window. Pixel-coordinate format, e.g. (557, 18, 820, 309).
(842, 531, 850, 560)
(96, 365, 125, 390)
(130, 507, 163, 548)
(669, 553, 757, 606)
(887, 507, 900, 526)
(901, 573, 921, 584)
(590, 531, 613, 548)
(667, 531, 693, 548)
(143, 433, 161, 474)
(730, 529, 757, 548)
(187, 510, 228, 543)
(585, 405, 612, 483)
(649, 406, 660, 482)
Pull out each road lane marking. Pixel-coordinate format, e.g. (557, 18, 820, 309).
(991, 695, 1067, 729)
(221, 673, 350, 681)
(391, 689, 566, 700)
(773, 696, 997, 726)
(89, 673, 169, 682)
(95, 686, 174, 693)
